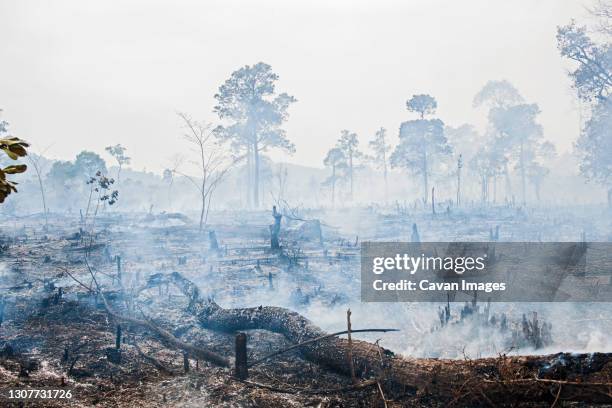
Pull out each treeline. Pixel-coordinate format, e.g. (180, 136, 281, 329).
(0, 1, 609, 219)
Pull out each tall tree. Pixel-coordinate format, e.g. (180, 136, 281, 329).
(105, 144, 131, 183)
(473, 80, 525, 109)
(445, 124, 481, 205)
(74, 151, 107, 179)
(469, 145, 506, 204)
(368, 127, 391, 203)
(473, 80, 525, 200)
(489, 103, 545, 205)
(407, 94, 438, 119)
(526, 162, 549, 202)
(391, 95, 451, 203)
(557, 21, 611, 102)
(575, 99, 612, 206)
(558, 6, 611, 206)
(337, 130, 361, 201)
(214, 62, 296, 208)
(323, 147, 347, 208)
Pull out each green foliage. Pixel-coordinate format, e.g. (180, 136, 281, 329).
(87, 171, 119, 206)
(323, 147, 347, 179)
(75, 151, 107, 178)
(472, 80, 524, 109)
(406, 94, 437, 118)
(213, 62, 296, 206)
(488, 104, 543, 149)
(576, 99, 612, 188)
(0, 114, 29, 203)
(213, 62, 296, 155)
(368, 127, 391, 169)
(557, 20, 611, 102)
(105, 144, 131, 166)
(390, 119, 451, 175)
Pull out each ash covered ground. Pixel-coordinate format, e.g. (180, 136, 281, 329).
(0, 205, 611, 407)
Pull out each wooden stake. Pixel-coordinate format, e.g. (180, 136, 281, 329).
(235, 332, 248, 380)
(115, 324, 122, 349)
(183, 352, 190, 373)
(116, 255, 122, 283)
(432, 187, 436, 215)
(347, 309, 357, 384)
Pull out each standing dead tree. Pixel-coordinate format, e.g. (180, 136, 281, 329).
(27, 152, 49, 228)
(175, 112, 236, 231)
(270, 205, 282, 250)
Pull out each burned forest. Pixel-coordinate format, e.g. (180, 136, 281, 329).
(1, 0, 612, 406)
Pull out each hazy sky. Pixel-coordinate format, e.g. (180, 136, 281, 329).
(0, 0, 590, 173)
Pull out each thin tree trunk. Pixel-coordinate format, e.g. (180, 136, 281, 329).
(383, 161, 388, 204)
(254, 138, 260, 208)
(199, 191, 205, 231)
(422, 151, 428, 204)
(520, 141, 526, 205)
(349, 150, 354, 201)
(246, 144, 252, 208)
(493, 174, 497, 204)
(29, 157, 48, 228)
(481, 175, 487, 203)
(456, 156, 461, 207)
(504, 162, 512, 201)
(331, 165, 336, 209)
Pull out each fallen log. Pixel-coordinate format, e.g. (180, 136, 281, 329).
(152, 272, 612, 405)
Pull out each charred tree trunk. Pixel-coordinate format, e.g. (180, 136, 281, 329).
(235, 332, 248, 380)
(254, 138, 260, 208)
(270, 206, 282, 250)
(158, 271, 612, 405)
(431, 187, 436, 215)
(422, 151, 428, 204)
(209, 230, 219, 251)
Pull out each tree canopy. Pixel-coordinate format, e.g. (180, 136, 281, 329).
(214, 62, 296, 207)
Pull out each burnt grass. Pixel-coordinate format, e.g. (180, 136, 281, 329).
(0, 208, 610, 407)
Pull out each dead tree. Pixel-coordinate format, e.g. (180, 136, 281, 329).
(270, 206, 282, 250)
(457, 154, 463, 207)
(27, 152, 49, 228)
(175, 112, 236, 232)
(411, 223, 420, 243)
(209, 230, 219, 251)
(115, 325, 122, 349)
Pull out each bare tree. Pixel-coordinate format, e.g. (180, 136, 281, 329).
(27, 151, 50, 228)
(163, 154, 184, 211)
(176, 112, 236, 231)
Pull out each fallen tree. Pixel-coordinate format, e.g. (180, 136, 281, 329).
(145, 272, 612, 405)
